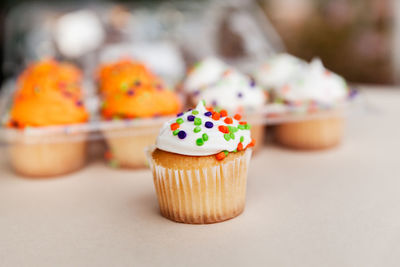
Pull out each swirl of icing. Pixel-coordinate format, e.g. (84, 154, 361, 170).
(10, 59, 88, 127)
(254, 53, 306, 90)
(276, 58, 348, 105)
(194, 69, 266, 113)
(183, 57, 228, 94)
(156, 101, 253, 156)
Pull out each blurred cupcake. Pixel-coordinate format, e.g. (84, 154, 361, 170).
(184, 59, 266, 151)
(182, 57, 228, 105)
(273, 58, 349, 149)
(98, 59, 181, 168)
(8, 59, 88, 177)
(254, 53, 306, 97)
(148, 101, 254, 224)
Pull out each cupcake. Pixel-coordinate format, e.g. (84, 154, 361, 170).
(148, 101, 255, 224)
(8, 59, 89, 177)
(184, 59, 266, 151)
(273, 58, 349, 149)
(254, 53, 306, 94)
(98, 60, 181, 168)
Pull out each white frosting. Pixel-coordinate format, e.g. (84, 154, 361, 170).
(195, 69, 266, 113)
(183, 57, 228, 93)
(276, 58, 348, 105)
(254, 53, 306, 90)
(156, 101, 252, 156)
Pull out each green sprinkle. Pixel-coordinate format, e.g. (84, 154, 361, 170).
(176, 118, 184, 124)
(202, 133, 208, 141)
(196, 138, 204, 146)
(192, 110, 199, 115)
(224, 134, 230, 141)
(230, 133, 235, 139)
(194, 117, 202, 126)
(120, 82, 129, 91)
(245, 124, 251, 130)
(193, 126, 201, 133)
(233, 149, 237, 153)
(202, 99, 206, 106)
(240, 136, 244, 142)
(173, 130, 180, 136)
(223, 150, 229, 156)
(238, 125, 245, 130)
(228, 126, 238, 133)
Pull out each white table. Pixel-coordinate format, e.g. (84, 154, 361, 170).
(1, 87, 400, 267)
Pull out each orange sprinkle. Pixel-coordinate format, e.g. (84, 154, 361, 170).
(239, 121, 247, 125)
(206, 106, 214, 112)
(325, 70, 331, 76)
(234, 114, 242, 121)
(218, 125, 229, 133)
(104, 151, 113, 160)
(224, 117, 233, 124)
(212, 112, 220, 120)
(219, 110, 228, 117)
(237, 142, 243, 151)
(170, 123, 180, 131)
(247, 138, 256, 148)
(216, 152, 226, 161)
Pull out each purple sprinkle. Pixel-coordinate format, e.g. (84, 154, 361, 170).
(204, 111, 212, 117)
(178, 130, 187, 139)
(187, 115, 195, 121)
(176, 112, 184, 117)
(188, 108, 192, 111)
(250, 79, 256, 87)
(193, 90, 200, 96)
(76, 100, 83, 107)
(127, 90, 134, 96)
(237, 92, 243, 98)
(349, 88, 358, 99)
(212, 100, 218, 106)
(205, 121, 213, 128)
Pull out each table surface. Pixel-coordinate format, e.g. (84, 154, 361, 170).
(1, 87, 400, 267)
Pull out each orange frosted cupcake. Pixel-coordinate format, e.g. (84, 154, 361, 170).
(97, 60, 181, 168)
(8, 59, 89, 177)
(148, 101, 254, 224)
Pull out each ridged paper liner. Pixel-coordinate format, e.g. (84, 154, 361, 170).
(148, 148, 252, 224)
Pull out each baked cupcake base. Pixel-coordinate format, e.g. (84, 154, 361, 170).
(148, 148, 252, 224)
(103, 124, 161, 168)
(275, 116, 344, 150)
(8, 139, 87, 177)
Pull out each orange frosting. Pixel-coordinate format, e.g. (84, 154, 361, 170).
(98, 60, 181, 118)
(10, 59, 88, 127)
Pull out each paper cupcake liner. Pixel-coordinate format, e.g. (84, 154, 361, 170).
(148, 148, 252, 224)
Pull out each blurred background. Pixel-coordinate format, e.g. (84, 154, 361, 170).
(0, 0, 396, 86)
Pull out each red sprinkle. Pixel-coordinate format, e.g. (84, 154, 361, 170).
(216, 152, 226, 161)
(206, 106, 214, 112)
(234, 114, 242, 121)
(219, 110, 228, 117)
(239, 121, 247, 125)
(170, 123, 180, 131)
(104, 151, 113, 160)
(237, 142, 243, 151)
(224, 117, 233, 124)
(247, 138, 256, 148)
(212, 112, 220, 120)
(218, 125, 229, 134)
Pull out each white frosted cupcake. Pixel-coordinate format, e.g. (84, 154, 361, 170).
(274, 58, 349, 149)
(148, 101, 254, 224)
(254, 53, 306, 95)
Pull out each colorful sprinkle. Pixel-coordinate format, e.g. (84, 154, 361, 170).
(196, 138, 204, 146)
(202, 133, 208, 141)
(212, 112, 220, 120)
(177, 112, 184, 117)
(239, 121, 247, 125)
(224, 133, 231, 141)
(234, 114, 242, 120)
(219, 110, 228, 117)
(194, 126, 201, 133)
(240, 136, 244, 143)
(245, 124, 251, 130)
(230, 132, 235, 139)
(187, 115, 195, 121)
(216, 151, 226, 160)
(237, 142, 244, 151)
(224, 117, 233, 124)
(127, 90, 134, 96)
(237, 92, 243, 98)
(192, 110, 199, 115)
(205, 121, 213, 128)
(173, 129, 180, 136)
(194, 117, 202, 126)
(176, 118, 184, 124)
(218, 125, 229, 133)
(204, 111, 212, 117)
(178, 131, 187, 139)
